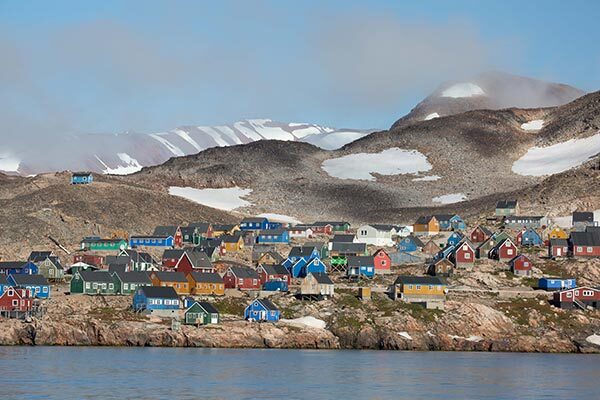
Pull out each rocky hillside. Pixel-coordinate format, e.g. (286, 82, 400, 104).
(392, 72, 585, 128)
(125, 91, 600, 224)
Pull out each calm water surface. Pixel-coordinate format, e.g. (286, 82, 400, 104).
(0, 347, 598, 399)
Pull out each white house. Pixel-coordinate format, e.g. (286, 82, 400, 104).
(395, 226, 413, 237)
(356, 224, 398, 247)
(287, 226, 314, 239)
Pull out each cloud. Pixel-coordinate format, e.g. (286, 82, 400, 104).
(311, 14, 508, 106)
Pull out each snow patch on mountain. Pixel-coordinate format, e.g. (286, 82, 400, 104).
(424, 113, 440, 121)
(441, 83, 485, 98)
(198, 126, 230, 147)
(321, 148, 432, 181)
(413, 175, 441, 182)
(0, 153, 21, 173)
(256, 213, 302, 224)
(168, 186, 252, 211)
(174, 129, 203, 152)
(512, 133, 600, 176)
(149, 133, 185, 156)
(521, 120, 544, 131)
(432, 193, 467, 204)
(303, 131, 372, 150)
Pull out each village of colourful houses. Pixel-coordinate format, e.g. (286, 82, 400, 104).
(1, 191, 599, 325)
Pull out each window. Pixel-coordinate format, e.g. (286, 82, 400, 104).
(7, 289, 14, 296)
(587, 247, 593, 253)
(576, 246, 583, 253)
(381, 260, 387, 266)
(583, 290, 594, 296)
(43, 287, 48, 293)
(92, 283, 98, 289)
(416, 285, 421, 290)
(85, 282, 90, 289)
(566, 292, 572, 298)
(464, 253, 471, 259)
(124, 283, 129, 290)
(12, 299, 18, 306)
(523, 262, 529, 267)
(109, 283, 114, 290)
(507, 249, 514, 255)
(428, 285, 433, 290)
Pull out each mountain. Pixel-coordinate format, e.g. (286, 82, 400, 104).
(0, 119, 372, 176)
(392, 71, 586, 128)
(124, 91, 600, 224)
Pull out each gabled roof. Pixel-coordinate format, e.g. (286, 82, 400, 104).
(105, 255, 131, 265)
(314, 221, 349, 227)
(473, 225, 493, 236)
(188, 222, 211, 232)
(309, 272, 334, 284)
(0, 275, 8, 285)
(253, 298, 279, 311)
(394, 275, 444, 285)
(432, 214, 454, 222)
(496, 200, 517, 209)
(139, 286, 178, 299)
(28, 251, 52, 261)
(221, 234, 243, 243)
(304, 241, 325, 249)
(188, 272, 223, 284)
(331, 242, 367, 254)
(258, 228, 286, 236)
(0, 261, 30, 270)
(78, 270, 114, 283)
(415, 215, 435, 225)
(331, 234, 356, 243)
(10, 274, 50, 286)
(241, 217, 267, 223)
(259, 263, 290, 276)
(400, 235, 425, 247)
(152, 226, 179, 237)
(152, 271, 188, 282)
(186, 251, 213, 269)
(197, 301, 219, 314)
(115, 271, 152, 284)
(571, 231, 600, 246)
(121, 249, 155, 264)
(347, 256, 375, 268)
(573, 211, 594, 223)
(162, 249, 186, 260)
(369, 224, 399, 231)
(259, 251, 284, 263)
(228, 266, 260, 279)
(180, 227, 196, 237)
(213, 224, 237, 231)
(288, 246, 317, 258)
(550, 238, 569, 246)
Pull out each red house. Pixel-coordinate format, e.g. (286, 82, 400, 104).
(509, 254, 532, 276)
(571, 231, 600, 258)
(309, 223, 333, 235)
(223, 266, 261, 290)
(373, 249, 391, 272)
(162, 249, 185, 269)
(454, 241, 475, 269)
(470, 225, 492, 244)
(491, 238, 517, 262)
(0, 286, 33, 313)
(554, 286, 600, 309)
(176, 251, 215, 275)
(72, 253, 106, 268)
(256, 264, 291, 285)
(548, 239, 569, 258)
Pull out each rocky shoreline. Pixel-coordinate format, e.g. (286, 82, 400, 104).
(1, 294, 599, 353)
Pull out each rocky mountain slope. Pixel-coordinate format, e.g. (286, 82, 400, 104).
(392, 72, 585, 128)
(0, 120, 371, 176)
(126, 91, 600, 224)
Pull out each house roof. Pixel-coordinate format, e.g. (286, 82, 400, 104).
(571, 231, 600, 247)
(369, 224, 399, 232)
(79, 270, 114, 283)
(180, 227, 196, 237)
(347, 256, 375, 267)
(573, 211, 594, 223)
(188, 272, 223, 283)
(309, 272, 334, 284)
(28, 251, 52, 261)
(105, 255, 131, 265)
(304, 241, 325, 249)
(415, 215, 435, 225)
(139, 286, 178, 299)
(0, 261, 30, 270)
(187, 251, 213, 269)
(314, 221, 349, 227)
(331, 242, 367, 254)
(550, 238, 569, 246)
(432, 214, 454, 222)
(394, 275, 444, 285)
(162, 249, 186, 260)
(254, 298, 279, 311)
(0, 275, 8, 285)
(10, 274, 50, 285)
(400, 235, 425, 247)
(288, 246, 317, 258)
(259, 263, 289, 276)
(197, 301, 219, 314)
(496, 200, 517, 209)
(188, 222, 211, 232)
(228, 266, 260, 279)
(504, 215, 544, 222)
(213, 224, 237, 231)
(115, 271, 152, 284)
(259, 251, 284, 263)
(121, 250, 154, 264)
(152, 271, 188, 282)
(153, 226, 179, 237)
(331, 234, 356, 243)
(474, 225, 493, 236)
(221, 234, 242, 243)
(241, 217, 267, 223)
(258, 229, 286, 236)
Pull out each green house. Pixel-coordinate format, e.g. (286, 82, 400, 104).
(31, 255, 65, 281)
(70, 270, 119, 295)
(81, 237, 128, 251)
(477, 231, 512, 259)
(112, 271, 153, 295)
(184, 301, 220, 325)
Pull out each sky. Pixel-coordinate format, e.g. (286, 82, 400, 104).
(1, 0, 599, 144)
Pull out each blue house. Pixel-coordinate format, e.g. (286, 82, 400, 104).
(262, 280, 289, 292)
(346, 256, 375, 278)
(129, 235, 174, 248)
(282, 246, 321, 269)
(256, 229, 290, 244)
(538, 278, 577, 291)
(132, 286, 180, 316)
(434, 214, 466, 231)
(288, 257, 327, 278)
(447, 232, 464, 247)
(0, 261, 38, 276)
(434, 244, 456, 262)
(71, 172, 93, 184)
(240, 217, 269, 231)
(397, 235, 425, 252)
(7, 274, 50, 299)
(244, 298, 280, 322)
(518, 228, 544, 247)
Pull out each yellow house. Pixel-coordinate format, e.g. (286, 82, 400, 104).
(548, 227, 568, 240)
(187, 272, 225, 296)
(256, 251, 284, 266)
(413, 216, 440, 236)
(150, 271, 190, 295)
(391, 275, 446, 309)
(221, 234, 244, 252)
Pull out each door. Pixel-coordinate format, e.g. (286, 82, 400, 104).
(211, 314, 218, 324)
(556, 248, 562, 257)
(260, 310, 266, 320)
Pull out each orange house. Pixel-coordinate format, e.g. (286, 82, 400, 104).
(413, 216, 440, 236)
(187, 272, 225, 296)
(150, 271, 190, 295)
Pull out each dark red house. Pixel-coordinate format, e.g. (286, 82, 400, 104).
(548, 239, 569, 258)
(0, 286, 33, 313)
(491, 238, 517, 262)
(223, 266, 261, 290)
(72, 253, 106, 268)
(309, 223, 333, 235)
(176, 251, 214, 275)
(469, 225, 492, 244)
(256, 264, 291, 285)
(373, 249, 391, 272)
(554, 286, 600, 309)
(162, 249, 185, 269)
(571, 230, 600, 258)
(509, 254, 532, 276)
(454, 241, 475, 269)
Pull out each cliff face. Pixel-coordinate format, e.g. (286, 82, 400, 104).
(0, 293, 599, 353)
